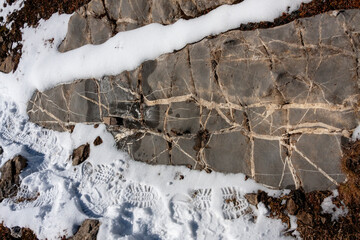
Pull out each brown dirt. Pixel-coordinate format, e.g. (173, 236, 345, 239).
(339, 140, 360, 207)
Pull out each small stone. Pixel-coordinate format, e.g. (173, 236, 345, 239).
(320, 216, 327, 224)
(0, 55, 15, 73)
(70, 219, 100, 240)
(10, 226, 22, 238)
(71, 143, 90, 166)
(297, 210, 313, 225)
(93, 136, 103, 146)
(0, 146, 3, 155)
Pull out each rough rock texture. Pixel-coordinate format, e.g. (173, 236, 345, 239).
(28, 10, 360, 191)
(71, 143, 90, 166)
(58, 0, 240, 52)
(0, 156, 28, 202)
(69, 219, 100, 240)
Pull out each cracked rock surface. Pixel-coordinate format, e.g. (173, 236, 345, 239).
(58, 0, 241, 52)
(28, 10, 360, 192)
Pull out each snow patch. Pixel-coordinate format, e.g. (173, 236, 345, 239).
(321, 190, 348, 221)
(351, 125, 360, 141)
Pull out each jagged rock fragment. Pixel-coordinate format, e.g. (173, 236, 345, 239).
(71, 143, 90, 166)
(70, 219, 100, 240)
(93, 136, 103, 146)
(0, 155, 28, 202)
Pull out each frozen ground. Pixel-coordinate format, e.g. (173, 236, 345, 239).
(0, 0, 347, 239)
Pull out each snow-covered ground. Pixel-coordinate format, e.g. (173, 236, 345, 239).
(0, 0, 347, 239)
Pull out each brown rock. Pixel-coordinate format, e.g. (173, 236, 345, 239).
(0, 55, 15, 73)
(286, 198, 298, 215)
(70, 219, 100, 240)
(0, 155, 28, 202)
(71, 143, 90, 166)
(93, 136, 103, 146)
(297, 210, 313, 225)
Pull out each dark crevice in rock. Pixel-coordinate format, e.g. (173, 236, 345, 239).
(167, 140, 173, 164)
(260, 40, 273, 71)
(100, 0, 117, 35)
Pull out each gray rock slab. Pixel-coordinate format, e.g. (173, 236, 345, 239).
(28, 10, 360, 191)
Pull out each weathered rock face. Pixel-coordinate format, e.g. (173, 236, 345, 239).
(0, 155, 28, 202)
(28, 10, 360, 192)
(58, 0, 240, 52)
